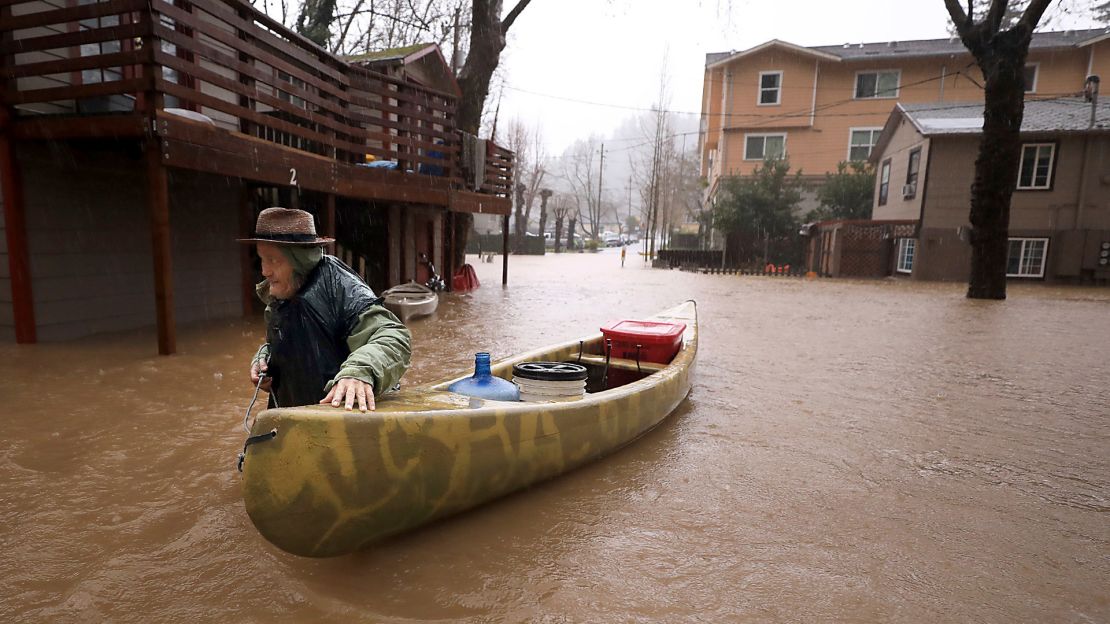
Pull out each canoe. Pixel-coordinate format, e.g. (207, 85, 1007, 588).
(239, 301, 697, 557)
(381, 282, 438, 323)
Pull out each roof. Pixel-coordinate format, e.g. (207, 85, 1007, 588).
(345, 43, 436, 65)
(903, 98, 1110, 134)
(706, 39, 841, 68)
(707, 28, 1108, 67)
(870, 97, 1110, 161)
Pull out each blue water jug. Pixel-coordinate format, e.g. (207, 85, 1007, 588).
(448, 352, 520, 402)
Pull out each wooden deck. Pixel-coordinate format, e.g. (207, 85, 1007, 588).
(0, 0, 513, 211)
(0, 0, 513, 352)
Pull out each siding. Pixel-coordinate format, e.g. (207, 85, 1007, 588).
(870, 120, 929, 221)
(10, 142, 241, 342)
(922, 135, 1089, 231)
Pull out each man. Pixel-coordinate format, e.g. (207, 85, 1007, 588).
(242, 207, 411, 411)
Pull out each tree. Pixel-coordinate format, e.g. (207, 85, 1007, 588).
(551, 194, 572, 253)
(538, 188, 552, 242)
(562, 136, 605, 241)
(296, 0, 338, 46)
(448, 0, 534, 267)
(808, 161, 876, 222)
(712, 159, 803, 265)
(946, 0, 1110, 33)
(945, 0, 1054, 299)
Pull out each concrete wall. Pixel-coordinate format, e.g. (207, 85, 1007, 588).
(2, 142, 241, 342)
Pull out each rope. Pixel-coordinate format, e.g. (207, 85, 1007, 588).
(237, 368, 279, 472)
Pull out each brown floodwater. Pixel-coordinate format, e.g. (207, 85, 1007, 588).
(2, 250, 1108, 622)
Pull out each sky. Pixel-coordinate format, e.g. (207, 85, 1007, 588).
(494, 0, 1103, 155)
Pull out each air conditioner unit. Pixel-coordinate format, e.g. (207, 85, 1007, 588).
(901, 183, 916, 198)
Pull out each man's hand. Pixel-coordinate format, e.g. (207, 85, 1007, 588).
(321, 378, 376, 412)
(250, 359, 272, 392)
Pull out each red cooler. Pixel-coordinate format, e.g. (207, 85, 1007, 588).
(601, 319, 687, 364)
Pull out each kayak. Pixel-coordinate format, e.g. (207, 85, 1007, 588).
(239, 301, 697, 557)
(381, 282, 439, 323)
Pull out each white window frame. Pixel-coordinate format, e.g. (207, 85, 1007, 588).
(757, 70, 783, 106)
(847, 127, 883, 161)
(1006, 237, 1049, 278)
(1023, 63, 1039, 93)
(854, 70, 901, 99)
(895, 238, 915, 274)
(1016, 142, 1056, 190)
(743, 133, 787, 161)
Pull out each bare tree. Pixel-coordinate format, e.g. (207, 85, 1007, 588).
(551, 194, 572, 253)
(538, 188, 553, 242)
(562, 136, 605, 241)
(945, 0, 1054, 300)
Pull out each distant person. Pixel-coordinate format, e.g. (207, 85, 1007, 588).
(621, 244, 626, 267)
(243, 207, 411, 411)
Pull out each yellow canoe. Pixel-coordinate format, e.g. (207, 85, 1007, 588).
(240, 301, 697, 557)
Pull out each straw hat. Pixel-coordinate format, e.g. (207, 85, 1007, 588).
(238, 207, 334, 245)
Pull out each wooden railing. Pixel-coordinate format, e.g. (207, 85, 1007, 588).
(0, 0, 511, 198)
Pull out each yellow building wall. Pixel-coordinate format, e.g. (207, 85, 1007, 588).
(701, 39, 1106, 191)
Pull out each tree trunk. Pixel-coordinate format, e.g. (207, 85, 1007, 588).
(944, 0, 1051, 299)
(450, 0, 532, 268)
(566, 216, 576, 251)
(513, 182, 525, 251)
(538, 192, 550, 249)
(966, 31, 1029, 299)
(554, 216, 563, 253)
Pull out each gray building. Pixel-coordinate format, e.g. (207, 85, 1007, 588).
(869, 97, 1110, 283)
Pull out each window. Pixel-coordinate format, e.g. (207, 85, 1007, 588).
(1023, 64, 1038, 93)
(1007, 238, 1048, 277)
(758, 71, 782, 105)
(744, 134, 786, 160)
(904, 148, 921, 198)
(1017, 143, 1055, 190)
(896, 238, 916, 273)
(855, 70, 900, 99)
(848, 128, 883, 161)
(878, 159, 891, 206)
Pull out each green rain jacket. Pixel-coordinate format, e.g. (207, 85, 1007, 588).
(251, 253, 411, 405)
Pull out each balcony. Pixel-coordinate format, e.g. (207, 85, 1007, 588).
(0, 0, 513, 213)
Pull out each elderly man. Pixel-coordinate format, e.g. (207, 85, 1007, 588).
(242, 207, 411, 411)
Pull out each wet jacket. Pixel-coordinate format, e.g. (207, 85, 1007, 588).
(252, 255, 411, 408)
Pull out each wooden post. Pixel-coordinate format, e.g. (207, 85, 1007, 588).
(239, 185, 255, 317)
(501, 213, 509, 285)
(323, 194, 336, 255)
(0, 108, 35, 343)
(146, 139, 176, 355)
(445, 210, 456, 292)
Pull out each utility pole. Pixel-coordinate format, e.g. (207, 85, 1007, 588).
(596, 142, 604, 238)
(627, 176, 632, 234)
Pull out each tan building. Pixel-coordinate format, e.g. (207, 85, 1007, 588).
(867, 98, 1110, 283)
(699, 29, 1110, 205)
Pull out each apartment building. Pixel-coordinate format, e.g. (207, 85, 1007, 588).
(699, 29, 1110, 205)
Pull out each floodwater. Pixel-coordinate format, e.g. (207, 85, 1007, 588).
(2, 250, 1108, 623)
